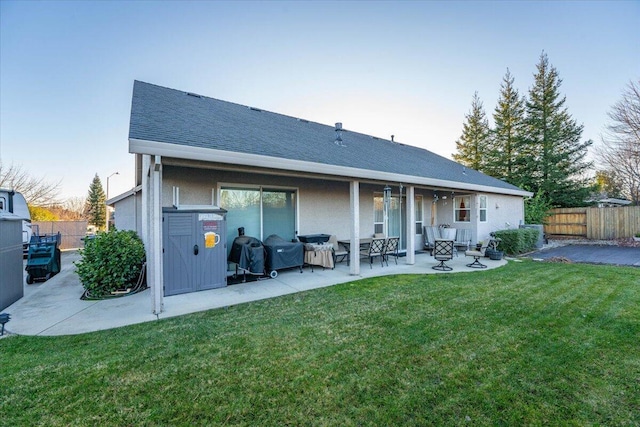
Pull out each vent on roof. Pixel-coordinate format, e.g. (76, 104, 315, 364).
(334, 122, 345, 147)
(297, 118, 309, 123)
(249, 107, 262, 112)
(391, 135, 395, 142)
(186, 92, 203, 98)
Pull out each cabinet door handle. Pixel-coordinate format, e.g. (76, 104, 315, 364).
(193, 244, 199, 255)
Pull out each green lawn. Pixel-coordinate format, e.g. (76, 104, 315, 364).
(2, 260, 639, 426)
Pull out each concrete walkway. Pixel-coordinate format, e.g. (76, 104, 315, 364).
(2, 250, 506, 337)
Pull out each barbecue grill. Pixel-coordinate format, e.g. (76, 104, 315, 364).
(228, 235, 266, 281)
(263, 234, 304, 278)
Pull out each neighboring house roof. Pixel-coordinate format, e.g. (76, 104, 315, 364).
(106, 185, 141, 206)
(592, 198, 632, 207)
(129, 81, 531, 197)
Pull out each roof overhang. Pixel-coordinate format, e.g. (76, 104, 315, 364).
(106, 185, 142, 206)
(130, 138, 533, 198)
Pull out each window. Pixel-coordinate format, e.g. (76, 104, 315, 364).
(415, 196, 423, 234)
(220, 186, 297, 263)
(479, 195, 487, 222)
(454, 196, 471, 222)
(373, 196, 384, 234)
(0, 196, 4, 211)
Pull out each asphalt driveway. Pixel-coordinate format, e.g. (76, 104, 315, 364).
(531, 245, 640, 267)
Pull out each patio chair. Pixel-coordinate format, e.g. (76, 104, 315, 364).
(432, 239, 454, 271)
(383, 236, 400, 266)
(465, 241, 489, 269)
(360, 237, 386, 268)
(328, 235, 348, 266)
(423, 226, 440, 255)
(453, 229, 472, 257)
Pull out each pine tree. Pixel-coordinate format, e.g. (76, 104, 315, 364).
(489, 69, 526, 183)
(85, 174, 106, 230)
(452, 92, 491, 172)
(522, 52, 593, 207)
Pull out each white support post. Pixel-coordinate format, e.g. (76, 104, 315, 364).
(406, 186, 416, 265)
(141, 155, 153, 313)
(349, 180, 360, 275)
(149, 155, 163, 315)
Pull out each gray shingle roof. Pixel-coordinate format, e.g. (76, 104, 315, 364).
(129, 80, 525, 193)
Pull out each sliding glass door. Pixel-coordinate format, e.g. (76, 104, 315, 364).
(220, 187, 297, 262)
(262, 189, 296, 241)
(374, 193, 407, 251)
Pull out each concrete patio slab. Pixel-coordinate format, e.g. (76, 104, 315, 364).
(2, 250, 507, 337)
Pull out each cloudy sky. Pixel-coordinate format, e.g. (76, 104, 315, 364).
(1, 1, 638, 200)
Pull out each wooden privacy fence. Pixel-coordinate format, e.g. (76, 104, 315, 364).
(32, 221, 88, 250)
(545, 206, 640, 240)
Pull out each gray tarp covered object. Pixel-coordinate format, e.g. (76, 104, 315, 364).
(228, 235, 265, 275)
(263, 235, 304, 273)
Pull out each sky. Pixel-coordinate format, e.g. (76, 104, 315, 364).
(1, 1, 639, 202)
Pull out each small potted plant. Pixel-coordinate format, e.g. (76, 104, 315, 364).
(485, 237, 504, 260)
(634, 232, 640, 242)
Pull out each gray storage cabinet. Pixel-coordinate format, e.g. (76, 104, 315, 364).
(0, 217, 24, 310)
(162, 207, 227, 296)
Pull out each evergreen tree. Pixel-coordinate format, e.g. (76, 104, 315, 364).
(85, 174, 106, 230)
(489, 69, 526, 183)
(522, 52, 593, 207)
(452, 92, 491, 172)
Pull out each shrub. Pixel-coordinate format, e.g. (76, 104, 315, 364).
(525, 192, 553, 224)
(75, 230, 145, 297)
(492, 228, 540, 255)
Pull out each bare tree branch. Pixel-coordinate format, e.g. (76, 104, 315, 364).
(595, 79, 640, 205)
(0, 162, 61, 206)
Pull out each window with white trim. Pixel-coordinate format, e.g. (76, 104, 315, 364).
(373, 195, 384, 234)
(454, 196, 471, 222)
(415, 196, 423, 234)
(479, 195, 488, 222)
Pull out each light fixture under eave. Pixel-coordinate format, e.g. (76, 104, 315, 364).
(383, 185, 392, 201)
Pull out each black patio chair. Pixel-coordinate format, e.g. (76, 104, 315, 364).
(383, 237, 400, 266)
(360, 237, 386, 268)
(432, 239, 454, 271)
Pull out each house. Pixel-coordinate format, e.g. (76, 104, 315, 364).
(590, 198, 632, 208)
(115, 81, 532, 314)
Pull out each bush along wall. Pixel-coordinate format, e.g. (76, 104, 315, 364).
(74, 230, 145, 299)
(492, 228, 540, 256)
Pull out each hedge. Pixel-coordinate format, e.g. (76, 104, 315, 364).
(492, 228, 540, 255)
(74, 230, 145, 298)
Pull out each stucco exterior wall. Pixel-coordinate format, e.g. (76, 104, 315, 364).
(476, 193, 524, 243)
(113, 192, 142, 234)
(159, 164, 525, 248)
(429, 192, 524, 245)
(162, 165, 379, 240)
